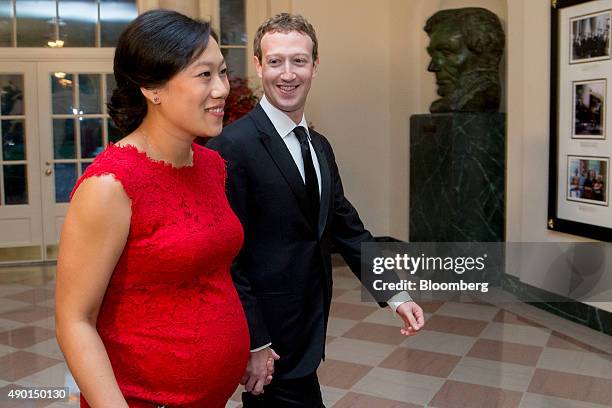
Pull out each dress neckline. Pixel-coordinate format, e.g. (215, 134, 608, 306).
(110, 143, 197, 171)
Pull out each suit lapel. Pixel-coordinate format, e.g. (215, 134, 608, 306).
(310, 132, 331, 238)
(250, 105, 313, 231)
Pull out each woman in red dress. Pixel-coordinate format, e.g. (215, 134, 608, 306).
(55, 10, 260, 407)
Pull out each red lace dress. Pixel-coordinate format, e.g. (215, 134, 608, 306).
(71, 143, 249, 408)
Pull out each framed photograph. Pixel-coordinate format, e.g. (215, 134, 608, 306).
(570, 10, 611, 64)
(572, 79, 606, 139)
(566, 155, 609, 205)
(549, 0, 612, 241)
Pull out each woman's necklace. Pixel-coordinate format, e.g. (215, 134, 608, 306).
(139, 129, 193, 168)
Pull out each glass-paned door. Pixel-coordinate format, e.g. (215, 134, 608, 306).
(38, 61, 114, 260)
(0, 62, 43, 263)
(219, 0, 247, 78)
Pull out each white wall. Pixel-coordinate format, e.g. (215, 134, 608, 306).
(292, 0, 392, 236)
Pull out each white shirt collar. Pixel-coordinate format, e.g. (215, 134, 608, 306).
(260, 94, 309, 139)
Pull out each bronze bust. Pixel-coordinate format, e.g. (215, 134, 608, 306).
(425, 8, 505, 113)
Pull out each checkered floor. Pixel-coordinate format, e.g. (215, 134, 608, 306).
(1, 263, 611, 407)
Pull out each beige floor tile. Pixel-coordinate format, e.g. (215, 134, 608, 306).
(6, 288, 55, 304)
(320, 385, 347, 406)
(0, 318, 26, 332)
(448, 357, 535, 392)
(0, 298, 30, 314)
(0, 326, 56, 349)
(342, 322, 406, 346)
(0, 268, 55, 286)
(331, 260, 350, 272)
(351, 367, 445, 405)
(325, 337, 395, 367)
(419, 301, 444, 314)
(0, 344, 16, 358)
(379, 348, 460, 378)
(326, 317, 358, 337)
(333, 391, 422, 408)
(37, 298, 55, 309)
(498, 303, 612, 354)
(519, 393, 612, 408)
(17, 363, 71, 387)
(400, 329, 476, 356)
(424, 315, 488, 337)
(46, 402, 79, 408)
(467, 339, 543, 367)
(435, 301, 500, 321)
(364, 308, 403, 327)
(42, 280, 58, 290)
(329, 302, 376, 321)
(24, 338, 64, 361)
(332, 289, 376, 305)
(537, 348, 612, 380)
(331, 288, 349, 299)
(332, 277, 361, 290)
(317, 359, 372, 390)
(32, 316, 56, 331)
(429, 380, 522, 408)
(0, 284, 33, 297)
(527, 368, 612, 406)
(480, 322, 552, 347)
(0, 305, 54, 324)
(493, 310, 545, 328)
(0, 351, 62, 382)
(546, 331, 608, 354)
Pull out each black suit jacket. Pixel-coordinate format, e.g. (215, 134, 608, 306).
(208, 104, 396, 378)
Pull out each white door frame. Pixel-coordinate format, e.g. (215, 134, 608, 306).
(0, 62, 43, 263)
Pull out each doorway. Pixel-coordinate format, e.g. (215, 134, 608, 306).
(0, 60, 113, 263)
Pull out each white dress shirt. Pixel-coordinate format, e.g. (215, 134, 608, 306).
(260, 95, 322, 195)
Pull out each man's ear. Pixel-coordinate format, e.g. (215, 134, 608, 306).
(254, 56, 263, 78)
(312, 57, 320, 78)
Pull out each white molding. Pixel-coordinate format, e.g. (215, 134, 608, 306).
(0, 48, 115, 62)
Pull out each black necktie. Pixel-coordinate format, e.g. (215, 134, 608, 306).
(293, 126, 319, 229)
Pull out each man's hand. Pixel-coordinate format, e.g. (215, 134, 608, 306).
(396, 301, 425, 336)
(240, 347, 280, 395)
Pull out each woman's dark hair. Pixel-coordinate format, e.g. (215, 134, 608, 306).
(108, 9, 214, 134)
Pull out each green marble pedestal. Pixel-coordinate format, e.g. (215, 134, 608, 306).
(409, 113, 505, 242)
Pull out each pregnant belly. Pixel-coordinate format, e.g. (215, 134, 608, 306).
(98, 304, 250, 404)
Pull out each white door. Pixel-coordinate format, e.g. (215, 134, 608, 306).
(0, 62, 44, 263)
(37, 61, 114, 261)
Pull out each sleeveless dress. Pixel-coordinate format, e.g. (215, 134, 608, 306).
(71, 143, 250, 408)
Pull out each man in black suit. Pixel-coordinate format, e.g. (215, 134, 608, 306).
(208, 13, 424, 407)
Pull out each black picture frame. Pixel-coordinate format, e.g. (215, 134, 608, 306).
(549, 0, 612, 241)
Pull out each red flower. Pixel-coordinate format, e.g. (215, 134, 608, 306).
(223, 77, 259, 126)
